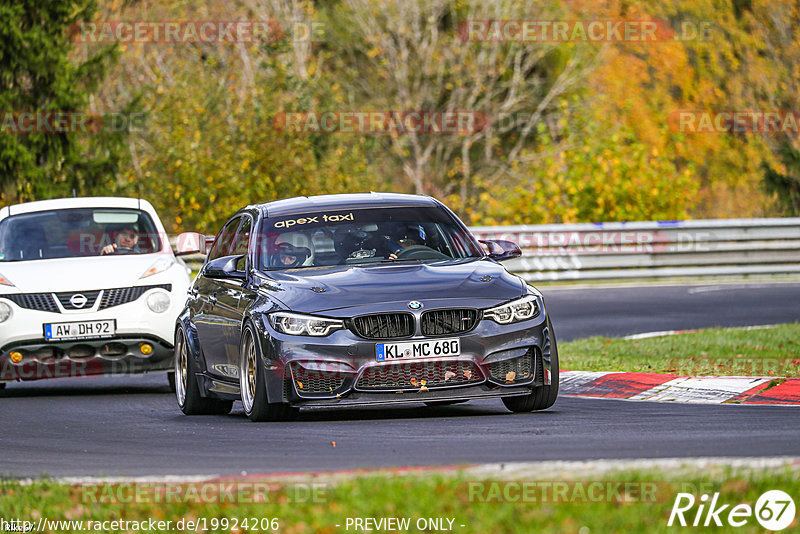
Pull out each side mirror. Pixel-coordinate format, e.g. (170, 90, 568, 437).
(175, 232, 206, 256)
(480, 239, 522, 262)
(204, 255, 246, 280)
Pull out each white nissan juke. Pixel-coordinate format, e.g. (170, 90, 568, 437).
(0, 197, 193, 390)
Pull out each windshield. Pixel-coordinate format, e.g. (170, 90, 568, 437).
(256, 206, 483, 270)
(0, 208, 161, 261)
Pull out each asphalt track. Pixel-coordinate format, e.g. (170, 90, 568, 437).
(2, 282, 799, 477)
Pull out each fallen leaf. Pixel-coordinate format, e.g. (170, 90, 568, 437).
(444, 371, 456, 381)
(330, 441, 336, 447)
(297, 381, 303, 389)
(395, 390, 404, 394)
(419, 385, 429, 392)
(420, 379, 427, 386)
(505, 371, 516, 383)
(463, 370, 472, 379)
(410, 377, 419, 387)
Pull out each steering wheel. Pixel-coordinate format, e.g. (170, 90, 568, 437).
(395, 245, 449, 260)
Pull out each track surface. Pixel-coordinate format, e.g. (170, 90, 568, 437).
(544, 281, 800, 341)
(2, 282, 799, 477)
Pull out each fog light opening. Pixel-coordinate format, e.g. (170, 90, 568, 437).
(100, 343, 127, 358)
(139, 343, 153, 356)
(67, 345, 94, 359)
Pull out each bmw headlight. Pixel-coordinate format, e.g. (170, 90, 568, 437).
(0, 301, 12, 323)
(140, 256, 174, 279)
(146, 291, 171, 313)
(269, 312, 344, 337)
(484, 295, 540, 324)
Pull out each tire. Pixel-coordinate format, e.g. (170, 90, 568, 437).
(239, 323, 298, 422)
(167, 371, 176, 393)
(175, 328, 233, 416)
(502, 321, 559, 413)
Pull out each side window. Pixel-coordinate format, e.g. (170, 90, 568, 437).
(232, 217, 252, 271)
(207, 217, 241, 262)
(232, 217, 252, 256)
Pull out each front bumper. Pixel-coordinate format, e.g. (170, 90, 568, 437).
(0, 283, 185, 382)
(246, 310, 554, 407)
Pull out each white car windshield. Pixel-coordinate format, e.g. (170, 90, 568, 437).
(0, 208, 161, 261)
(255, 206, 483, 269)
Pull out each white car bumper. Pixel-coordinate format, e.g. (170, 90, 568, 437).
(0, 281, 187, 382)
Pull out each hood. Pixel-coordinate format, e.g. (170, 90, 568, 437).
(258, 259, 525, 314)
(0, 254, 172, 293)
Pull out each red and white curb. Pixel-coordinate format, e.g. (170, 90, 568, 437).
(561, 371, 800, 405)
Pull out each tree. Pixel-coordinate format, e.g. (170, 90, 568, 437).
(764, 143, 800, 216)
(0, 0, 125, 203)
(328, 0, 596, 221)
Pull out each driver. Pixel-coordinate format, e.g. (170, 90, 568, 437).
(100, 226, 139, 255)
(388, 224, 426, 260)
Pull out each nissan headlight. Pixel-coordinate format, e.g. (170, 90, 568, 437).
(0, 272, 15, 287)
(269, 312, 344, 337)
(0, 301, 11, 323)
(140, 256, 174, 279)
(484, 295, 540, 324)
(146, 291, 171, 313)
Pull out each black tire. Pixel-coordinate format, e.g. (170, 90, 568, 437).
(240, 323, 298, 422)
(502, 321, 559, 413)
(167, 371, 176, 393)
(175, 328, 233, 416)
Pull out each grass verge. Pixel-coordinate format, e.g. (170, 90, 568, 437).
(560, 323, 800, 377)
(1, 466, 797, 533)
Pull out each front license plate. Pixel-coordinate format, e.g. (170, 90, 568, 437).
(376, 338, 460, 362)
(43, 320, 116, 341)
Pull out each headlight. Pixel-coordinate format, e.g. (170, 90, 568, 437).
(269, 312, 344, 337)
(140, 256, 174, 279)
(0, 301, 11, 322)
(146, 291, 171, 313)
(483, 295, 540, 324)
(0, 272, 15, 287)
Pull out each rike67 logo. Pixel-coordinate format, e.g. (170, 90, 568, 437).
(668, 490, 796, 530)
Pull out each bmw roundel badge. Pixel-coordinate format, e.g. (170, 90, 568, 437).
(407, 301, 423, 310)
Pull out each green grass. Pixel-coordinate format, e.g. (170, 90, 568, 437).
(560, 323, 800, 377)
(1, 467, 798, 533)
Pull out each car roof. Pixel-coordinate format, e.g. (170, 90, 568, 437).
(248, 192, 440, 218)
(0, 197, 154, 219)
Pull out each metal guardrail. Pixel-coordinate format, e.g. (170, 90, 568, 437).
(179, 217, 800, 282)
(471, 217, 800, 281)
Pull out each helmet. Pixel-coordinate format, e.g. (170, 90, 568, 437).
(274, 232, 314, 267)
(393, 224, 426, 246)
